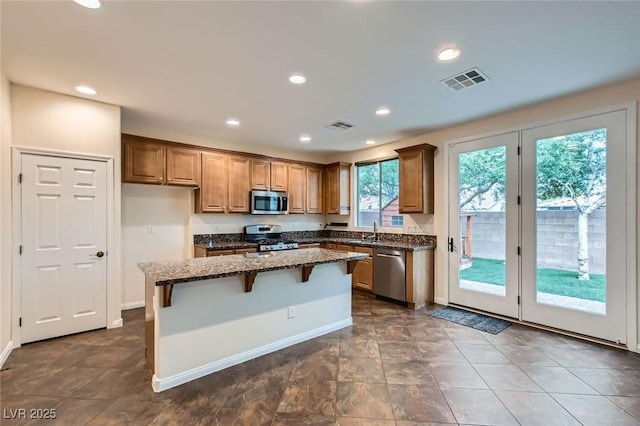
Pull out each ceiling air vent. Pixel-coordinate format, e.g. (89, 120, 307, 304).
(325, 120, 354, 131)
(441, 67, 489, 91)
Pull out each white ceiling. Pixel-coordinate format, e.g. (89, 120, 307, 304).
(3, 1, 640, 155)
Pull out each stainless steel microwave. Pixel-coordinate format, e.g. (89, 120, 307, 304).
(250, 190, 289, 215)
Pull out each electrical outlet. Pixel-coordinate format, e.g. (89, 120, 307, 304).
(147, 226, 156, 234)
(287, 306, 295, 319)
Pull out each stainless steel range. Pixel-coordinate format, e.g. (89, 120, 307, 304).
(244, 224, 299, 252)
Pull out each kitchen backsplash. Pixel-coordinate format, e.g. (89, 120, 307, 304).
(194, 230, 436, 247)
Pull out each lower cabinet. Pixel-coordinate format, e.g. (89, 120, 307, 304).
(352, 246, 374, 292)
(326, 243, 374, 292)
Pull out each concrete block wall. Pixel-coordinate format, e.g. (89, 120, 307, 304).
(460, 208, 605, 274)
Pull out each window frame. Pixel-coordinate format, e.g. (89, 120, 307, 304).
(355, 157, 401, 228)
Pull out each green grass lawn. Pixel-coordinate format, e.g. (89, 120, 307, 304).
(460, 257, 606, 302)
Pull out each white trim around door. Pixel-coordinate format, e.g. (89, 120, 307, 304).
(11, 147, 121, 348)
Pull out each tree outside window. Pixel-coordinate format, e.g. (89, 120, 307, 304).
(356, 159, 401, 227)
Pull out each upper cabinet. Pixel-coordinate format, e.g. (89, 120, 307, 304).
(195, 153, 228, 213)
(166, 147, 201, 186)
(324, 162, 351, 215)
(395, 143, 437, 214)
(287, 164, 323, 214)
(251, 159, 288, 192)
(270, 161, 288, 192)
(288, 164, 306, 214)
(122, 135, 200, 186)
(228, 156, 251, 213)
(123, 138, 165, 184)
(306, 167, 324, 214)
(250, 159, 270, 191)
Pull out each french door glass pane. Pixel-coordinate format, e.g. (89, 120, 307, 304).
(458, 146, 507, 297)
(535, 129, 606, 315)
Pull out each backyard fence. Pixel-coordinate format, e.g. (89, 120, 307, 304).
(460, 209, 606, 274)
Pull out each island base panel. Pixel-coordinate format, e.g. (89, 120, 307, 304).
(152, 263, 352, 391)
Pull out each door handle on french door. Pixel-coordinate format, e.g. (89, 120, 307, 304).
(448, 238, 455, 253)
(91, 251, 105, 258)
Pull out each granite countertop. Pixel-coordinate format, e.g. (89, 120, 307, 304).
(195, 238, 435, 252)
(139, 248, 369, 286)
(195, 241, 258, 250)
(295, 238, 434, 251)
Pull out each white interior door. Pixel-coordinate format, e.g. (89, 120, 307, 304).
(521, 110, 628, 343)
(448, 132, 520, 318)
(20, 154, 107, 343)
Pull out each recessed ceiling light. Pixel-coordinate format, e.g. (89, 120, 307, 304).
(73, 0, 102, 9)
(75, 85, 97, 95)
(438, 47, 461, 61)
(226, 118, 240, 127)
(375, 107, 390, 116)
(299, 135, 311, 143)
(289, 74, 306, 85)
(365, 140, 376, 145)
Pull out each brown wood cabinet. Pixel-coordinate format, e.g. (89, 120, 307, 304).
(195, 153, 228, 213)
(395, 144, 437, 214)
(270, 161, 288, 192)
(123, 139, 165, 184)
(123, 137, 201, 186)
(234, 248, 258, 254)
(306, 167, 324, 214)
(325, 162, 351, 215)
(250, 159, 271, 191)
(166, 147, 201, 186)
(335, 244, 354, 252)
(352, 246, 374, 292)
(251, 160, 289, 192)
(228, 156, 251, 213)
(288, 164, 306, 213)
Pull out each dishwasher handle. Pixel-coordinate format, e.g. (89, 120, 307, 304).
(376, 253, 403, 258)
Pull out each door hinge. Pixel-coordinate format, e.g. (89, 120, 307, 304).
(517, 195, 521, 205)
(19, 317, 22, 327)
(448, 237, 454, 253)
(517, 296, 521, 305)
(18, 173, 22, 184)
(19, 245, 22, 255)
(517, 246, 521, 255)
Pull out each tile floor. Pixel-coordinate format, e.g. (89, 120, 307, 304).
(2, 291, 640, 425)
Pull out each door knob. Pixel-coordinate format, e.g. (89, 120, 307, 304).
(92, 251, 105, 258)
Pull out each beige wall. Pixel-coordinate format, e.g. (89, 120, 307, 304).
(1, 73, 13, 358)
(10, 84, 122, 332)
(121, 182, 325, 306)
(328, 76, 640, 347)
(122, 122, 331, 165)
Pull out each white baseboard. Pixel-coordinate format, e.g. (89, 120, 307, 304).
(0, 340, 13, 368)
(121, 300, 145, 310)
(109, 318, 123, 328)
(152, 317, 352, 393)
(434, 297, 447, 305)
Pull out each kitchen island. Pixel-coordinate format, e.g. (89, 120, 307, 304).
(139, 248, 368, 392)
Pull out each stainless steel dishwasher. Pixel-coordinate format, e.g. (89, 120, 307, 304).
(373, 248, 406, 302)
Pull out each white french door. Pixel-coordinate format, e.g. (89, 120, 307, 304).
(448, 132, 520, 319)
(448, 108, 631, 343)
(521, 110, 628, 343)
(20, 154, 108, 343)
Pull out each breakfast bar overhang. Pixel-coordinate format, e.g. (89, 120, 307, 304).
(139, 248, 368, 392)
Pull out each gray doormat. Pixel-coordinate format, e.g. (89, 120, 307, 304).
(430, 307, 512, 334)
